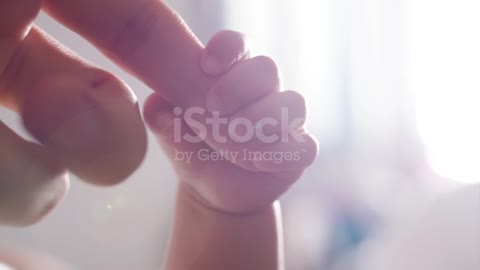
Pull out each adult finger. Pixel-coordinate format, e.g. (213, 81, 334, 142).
(0, 0, 42, 38)
(0, 121, 68, 227)
(0, 0, 43, 107)
(43, 0, 214, 107)
(0, 24, 147, 185)
(0, 0, 69, 226)
(22, 68, 147, 185)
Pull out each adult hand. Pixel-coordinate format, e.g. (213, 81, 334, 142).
(0, 0, 246, 226)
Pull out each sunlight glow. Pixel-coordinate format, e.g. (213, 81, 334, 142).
(409, 0, 480, 184)
(225, 0, 339, 142)
(297, 0, 337, 136)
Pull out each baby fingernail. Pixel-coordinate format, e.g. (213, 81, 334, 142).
(154, 109, 175, 135)
(205, 88, 223, 113)
(201, 52, 229, 75)
(144, 94, 176, 135)
(202, 30, 249, 76)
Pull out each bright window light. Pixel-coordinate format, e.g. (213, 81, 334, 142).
(408, 0, 480, 184)
(225, 0, 339, 143)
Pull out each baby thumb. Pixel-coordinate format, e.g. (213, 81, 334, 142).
(143, 93, 199, 156)
(201, 30, 250, 75)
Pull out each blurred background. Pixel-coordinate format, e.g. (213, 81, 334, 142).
(0, 0, 479, 269)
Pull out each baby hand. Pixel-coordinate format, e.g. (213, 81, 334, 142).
(144, 31, 318, 214)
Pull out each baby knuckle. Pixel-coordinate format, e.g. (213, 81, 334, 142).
(254, 55, 280, 79)
(283, 90, 306, 107)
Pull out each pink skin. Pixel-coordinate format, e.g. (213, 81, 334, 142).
(0, 246, 73, 270)
(0, 31, 317, 269)
(1, 0, 316, 225)
(144, 31, 318, 214)
(1, 0, 316, 266)
(0, 32, 317, 270)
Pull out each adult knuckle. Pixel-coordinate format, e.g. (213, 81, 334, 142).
(109, 2, 160, 61)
